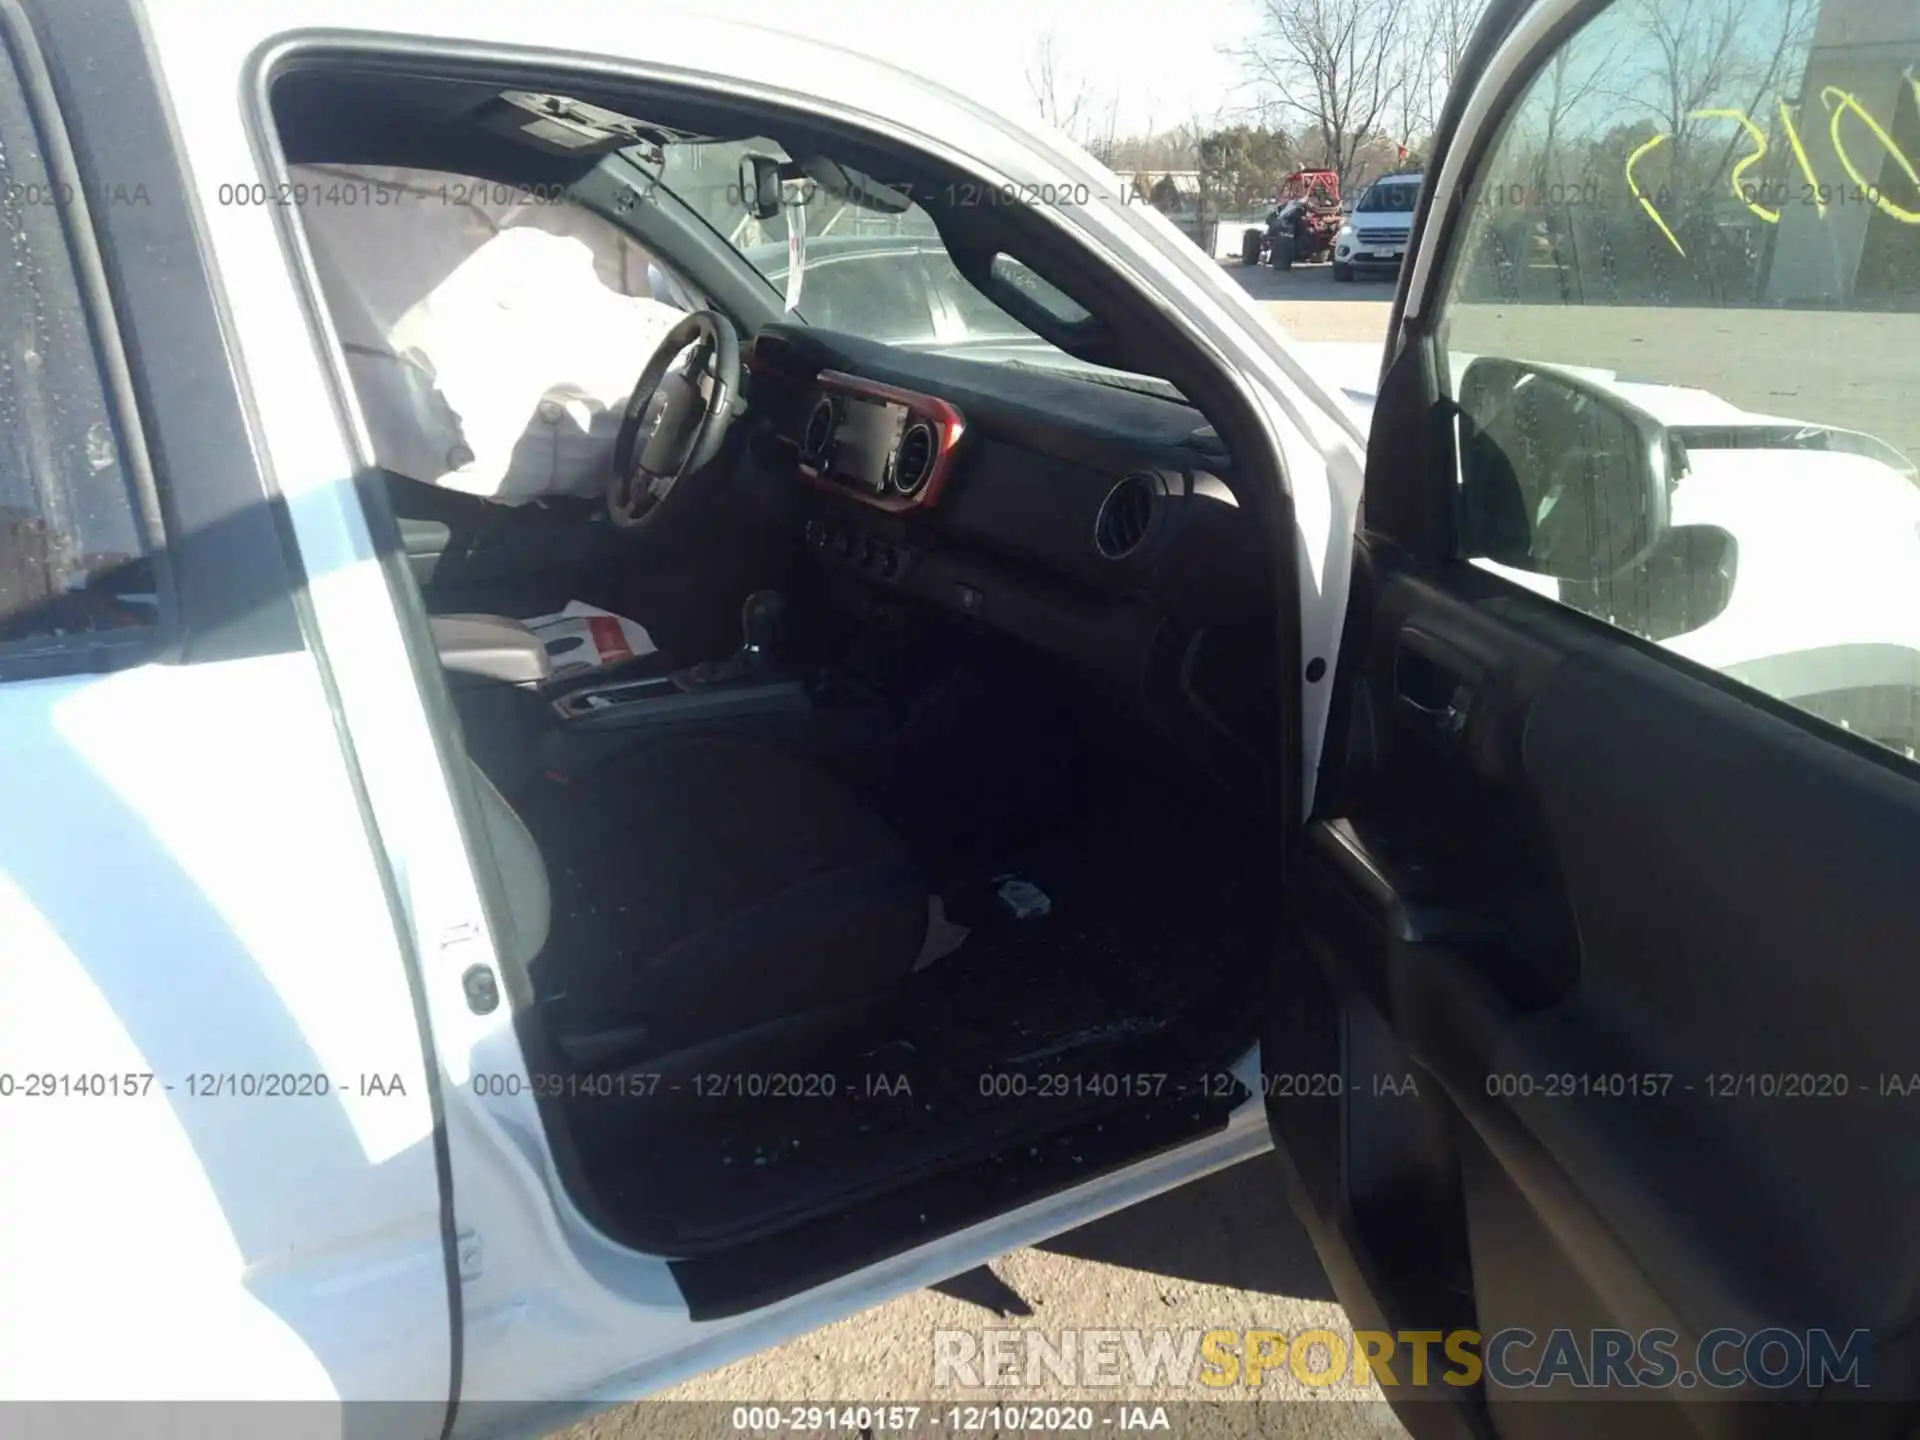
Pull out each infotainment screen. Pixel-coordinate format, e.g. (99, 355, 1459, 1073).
(832, 395, 910, 493)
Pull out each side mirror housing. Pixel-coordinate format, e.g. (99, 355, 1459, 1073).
(1456, 357, 1672, 583)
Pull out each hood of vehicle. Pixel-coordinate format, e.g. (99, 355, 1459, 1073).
(1291, 341, 1386, 425)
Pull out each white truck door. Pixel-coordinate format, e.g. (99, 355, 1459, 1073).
(0, 1, 456, 1427)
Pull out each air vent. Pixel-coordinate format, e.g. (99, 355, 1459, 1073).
(1094, 472, 1160, 559)
(801, 394, 837, 462)
(892, 422, 936, 495)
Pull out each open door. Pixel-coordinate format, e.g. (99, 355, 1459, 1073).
(1271, 0, 1920, 1434)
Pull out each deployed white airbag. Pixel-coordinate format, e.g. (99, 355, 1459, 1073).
(295, 164, 686, 503)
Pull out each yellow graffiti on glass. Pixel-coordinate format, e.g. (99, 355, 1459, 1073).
(1624, 132, 1686, 256)
(1627, 89, 1920, 255)
(1823, 86, 1920, 225)
(1778, 100, 1826, 218)
(1690, 108, 1780, 223)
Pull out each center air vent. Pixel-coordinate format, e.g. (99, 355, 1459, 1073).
(892, 422, 936, 495)
(1094, 472, 1160, 559)
(801, 394, 838, 462)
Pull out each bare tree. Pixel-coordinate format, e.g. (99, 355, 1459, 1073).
(1232, 0, 1410, 184)
(1526, 25, 1629, 189)
(1614, 0, 1818, 206)
(1398, 0, 1485, 146)
(1085, 94, 1124, 166)
(1026, 30, 1096, 140)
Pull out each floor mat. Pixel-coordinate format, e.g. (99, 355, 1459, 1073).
(567, 780, 1274, 1252)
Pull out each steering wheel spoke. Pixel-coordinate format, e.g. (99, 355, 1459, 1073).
(609, 309, 741, 532)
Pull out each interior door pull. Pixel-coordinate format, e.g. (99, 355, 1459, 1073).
(1401, 684, 1472, 740)
(1394, 636, 1475, 742)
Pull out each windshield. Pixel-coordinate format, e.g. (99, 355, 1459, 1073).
(1357, 182, 1419, 214)
(628, 137, 1184, 399)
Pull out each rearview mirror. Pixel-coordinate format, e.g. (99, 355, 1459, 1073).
(737, 152, 783, 221)
(1456, 357, 1671, 583)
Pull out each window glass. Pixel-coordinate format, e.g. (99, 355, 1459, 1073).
(0, 44, 155, 651)
(638, 138, 1178, 394)
(925, 252, 1033, 341)
(1436, 0, 1920, 759)
(757, 246, 938, 342)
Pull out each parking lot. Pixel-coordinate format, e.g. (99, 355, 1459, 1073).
(1228, 255, 1396, 347)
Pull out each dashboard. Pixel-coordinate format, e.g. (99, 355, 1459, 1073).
(742, 323, 1281, 800)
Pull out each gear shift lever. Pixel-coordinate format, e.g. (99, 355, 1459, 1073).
(675, 589, 789, 691)
(739, 589, 786, 658)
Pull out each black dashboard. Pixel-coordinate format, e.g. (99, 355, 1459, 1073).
(743, 323, 1281, 800)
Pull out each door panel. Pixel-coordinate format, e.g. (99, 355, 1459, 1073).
(1271, 0, 1920, 1428)
(1285, 550, 1920, 1435)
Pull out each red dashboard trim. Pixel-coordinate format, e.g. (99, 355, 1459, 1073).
(799, 369, 968, 513)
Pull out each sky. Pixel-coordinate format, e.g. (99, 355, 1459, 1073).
(706, 0, 1261, 139)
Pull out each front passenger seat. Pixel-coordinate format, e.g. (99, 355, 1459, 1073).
(466, 740, 930, 1080)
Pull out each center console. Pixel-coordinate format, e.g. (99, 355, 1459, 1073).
(552, 669, 811, 730)
(549, 590, 807, 732)
(435, 587, 900, 794)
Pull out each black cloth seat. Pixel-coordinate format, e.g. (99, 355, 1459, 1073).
(516, 736, 928, 1074)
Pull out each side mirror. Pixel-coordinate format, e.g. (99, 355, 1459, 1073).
(1456, 357, 1672, 582)
(737, 152, 782, 221)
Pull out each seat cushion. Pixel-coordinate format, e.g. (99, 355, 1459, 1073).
(518, 737, 928, 1071)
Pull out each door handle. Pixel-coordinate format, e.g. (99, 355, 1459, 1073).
(1398, 685, 1472, 740)
(1393, 632, 1476, 741)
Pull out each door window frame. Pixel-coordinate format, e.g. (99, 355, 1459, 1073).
(1364, 0, 1920, 776)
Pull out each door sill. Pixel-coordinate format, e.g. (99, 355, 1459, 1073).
(671, 1065, 1255, 1320)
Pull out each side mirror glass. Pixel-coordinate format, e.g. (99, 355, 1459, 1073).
(737, 152, 782, 221)
(1457, 357, 1671, 583)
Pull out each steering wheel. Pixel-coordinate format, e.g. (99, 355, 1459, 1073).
(609, 309, 742, 531)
